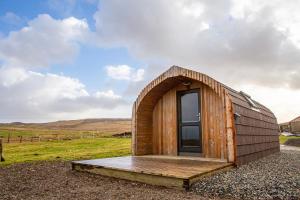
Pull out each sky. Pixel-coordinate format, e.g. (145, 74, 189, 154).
(0, 0, 300, 123)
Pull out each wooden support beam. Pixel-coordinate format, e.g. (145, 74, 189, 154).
(225, 93, 236, 163)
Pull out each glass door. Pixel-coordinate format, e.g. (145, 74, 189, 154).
(178, 89, 202, 153)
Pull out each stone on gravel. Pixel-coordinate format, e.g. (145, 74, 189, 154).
(192, 150, 300, 200)
(0, 161, 207, 200)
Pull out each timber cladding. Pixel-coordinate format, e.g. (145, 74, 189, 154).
(226, 89, 279, 165)
(152, 82, 228, 159)
(132, 66, 279, 165)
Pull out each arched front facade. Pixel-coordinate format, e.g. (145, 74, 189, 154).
(132, 66, 236, 162)
(132, 66, 279, 164)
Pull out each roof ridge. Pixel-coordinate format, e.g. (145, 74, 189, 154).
(291, 116, 300, 122)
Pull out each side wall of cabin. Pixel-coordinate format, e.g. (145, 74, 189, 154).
(227, 90, 280, 165)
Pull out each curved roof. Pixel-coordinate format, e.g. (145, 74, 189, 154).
(135, 66, 226, 111)
(291, 116, 300, 122)
(135, 66, 276, 119)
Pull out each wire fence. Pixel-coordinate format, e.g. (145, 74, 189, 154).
(0, 131, 131, 144)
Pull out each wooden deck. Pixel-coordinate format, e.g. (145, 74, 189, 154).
(72, 155, 233, 190)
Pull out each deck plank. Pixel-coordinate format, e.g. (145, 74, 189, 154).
(72, 155, 233, 190)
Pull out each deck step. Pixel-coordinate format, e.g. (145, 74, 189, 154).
(72, 156, 234, 190)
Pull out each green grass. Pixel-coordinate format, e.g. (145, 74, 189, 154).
(0, 128, 108, 137)
(0, 129, 37, 137)
(0, 138, 131, 165)
(279, 135, 300, 144)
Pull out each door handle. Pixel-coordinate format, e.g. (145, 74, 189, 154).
(196, 113, 201, 122)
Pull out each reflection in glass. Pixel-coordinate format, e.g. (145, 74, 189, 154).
(181, 93, 198, 122)
(182, 126, 200, 147)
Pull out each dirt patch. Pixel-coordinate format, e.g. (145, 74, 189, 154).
(284, 138, 300, 147)
(0, 161, 209, 200)
(112, 131, 132, 138)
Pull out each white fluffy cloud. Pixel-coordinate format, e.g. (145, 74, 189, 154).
(94, 0, 300, 122)
(0, 14, 127, 122)
(94, 0, 300, 88)
(231, 0, 300, 46)
(0, 67, 126, 122)
(0, 14, 89, 68)
(106, 65, 144, 82)
(2, 1, 300, 122)
(0, 12, 24, 26)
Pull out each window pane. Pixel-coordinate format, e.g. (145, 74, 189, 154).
(181, 126, 200, 147)
(181, 92, 198, 122)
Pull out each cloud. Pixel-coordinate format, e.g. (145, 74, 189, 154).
(238, 84, 300, 123)
(1, 1, 300, 123)
(91, 0, 300, 122)
(94, 0, 300, 90)
(0, 14, 90, 68)
(0, 14, 127, 122)
(106, 65, 145, 82)
(0, 66, 126, 122)
(0, 12, 24, 26)
(47, 0, 77, 17)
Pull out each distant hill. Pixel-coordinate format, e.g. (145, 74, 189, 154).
(0, 118, 131, 132)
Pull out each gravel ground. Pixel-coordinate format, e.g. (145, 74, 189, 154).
(0, 150, 299, 200)
(0, 161, 208, 200)
(192, 150, 300, 200)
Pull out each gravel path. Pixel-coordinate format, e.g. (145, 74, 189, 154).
(0, 161, 207, 200)
(0, 150, 299, 200)
(281, 145, 300, 151)
(192, 150, 300, 200)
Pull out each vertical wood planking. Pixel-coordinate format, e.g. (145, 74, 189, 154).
(215, 92, 220, 158)
(152, 99, 161, 154)
(153, 89, 177, 156)
(225, 94, 235, 162)
(222, 89, 227, 159)
(131, 102, 137, 155)
(135, 66, 229, 160)
(203, 85, 209, 157)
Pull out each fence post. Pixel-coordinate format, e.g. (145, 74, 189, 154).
(0, 138, 4, 162)
(7, 132, 11, 143)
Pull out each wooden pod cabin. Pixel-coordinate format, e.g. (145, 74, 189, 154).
(132, 66, 280, 165)
(73, 66, 280, 189)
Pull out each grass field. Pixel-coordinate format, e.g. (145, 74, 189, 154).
(0, 127, 128, 139)
(0, 138, 131, 165)
(1, 118, 298, 166)
(0, 119, 132, 144)
(279, 135, 300, 144)
(0, 119, 132, 165)
(0, 128, 116, 143)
